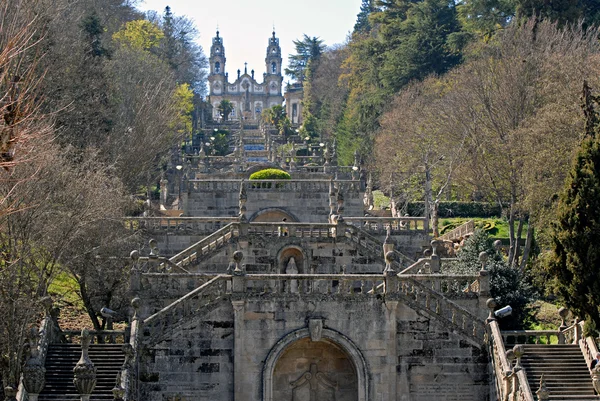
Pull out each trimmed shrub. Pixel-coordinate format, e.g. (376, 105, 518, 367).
(249, 169, 291, 180)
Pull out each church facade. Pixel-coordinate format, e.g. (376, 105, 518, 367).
(208, 31, 284, 121)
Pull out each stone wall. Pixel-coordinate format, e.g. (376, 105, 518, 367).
(183, 180, 364, 223)
(136, 296, 489, 401)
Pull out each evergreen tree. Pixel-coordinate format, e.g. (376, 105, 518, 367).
(548, 82, 600, 329)
(354, 0, 376, 33)
(285, 35, 326, 84)
(452, 230, 534, 329)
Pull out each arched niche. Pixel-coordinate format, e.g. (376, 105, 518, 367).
(263, 327, 369, 401)
(249, 208, 298, 223)
(277, 245, 307, 274)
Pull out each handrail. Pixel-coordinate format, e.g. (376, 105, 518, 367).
(489, 320, 536, 401)
(168, 222, 238, 266)
(344, 224, 415, 268)
(143, 275, 228, 325)
(439, 220, 474, 241)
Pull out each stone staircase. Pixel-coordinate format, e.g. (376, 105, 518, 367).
(39, 343, 124, 401)
(521, 344, 599, 400)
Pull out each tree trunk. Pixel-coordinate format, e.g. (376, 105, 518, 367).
(432, 200, 440, 238)
(512, 219, 524, 268)
(424, 167, 431, 234)
(519, 223, 534, 272)
(507, 202, 516, 267)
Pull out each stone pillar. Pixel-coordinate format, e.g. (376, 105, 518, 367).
(159, 178, 168, 206)
(385, 301, 399, 401)
(232, 300, 246, 401)
(73, 329, 96, 401)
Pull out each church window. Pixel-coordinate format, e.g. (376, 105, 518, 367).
(215, 62, 221, 73)
(271, 48, 276, 54)
(271, 62, 277, 74)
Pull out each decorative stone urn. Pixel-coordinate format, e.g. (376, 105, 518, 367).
(73, 329, 97, 401)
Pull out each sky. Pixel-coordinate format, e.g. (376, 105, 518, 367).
(136, 0, 362, 84)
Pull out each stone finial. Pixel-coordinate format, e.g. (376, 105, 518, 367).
(558, 307, 569, 330)
(536, 374, 549, 401)
(131, 297, 141, 321)
(148, 239, 159, 259)
(23, 328, 46, 400)
(73, 329, 97, 399)
(40, 296, 54, 317)
(486, 298, 498, 323)
(479, 251, 488, 270)
(493, 239, 503, 251)
(593, 363, 600, 394)
(512, 345, 524, 371)
(233, 251, 245, 275)
(384, 251, 396, 276)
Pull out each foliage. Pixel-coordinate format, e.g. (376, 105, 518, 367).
(171, 83, 194, 134)
(354, 0, 376, 33)
(450, 229, 535, 329)
(112, 19, 164, 51)
(218, 99, 234, 120)
(262, 105, 293, 136)
(249, 169, 291, 180)
(285, 34, 326, 84)
(545, 83, 600, 330)
(211, 132, 230, 156)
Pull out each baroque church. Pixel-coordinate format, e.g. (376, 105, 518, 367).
(208, 30, 284, 121)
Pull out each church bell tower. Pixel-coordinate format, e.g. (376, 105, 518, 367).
(265, 31, 283, 96)
(208, 30, 226, 96)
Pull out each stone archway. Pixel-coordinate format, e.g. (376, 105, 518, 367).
(249, 208, 298, 223)
(263, 328, 369, 401)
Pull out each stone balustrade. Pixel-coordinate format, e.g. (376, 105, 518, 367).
(243, 274, 386, 296)
(248, 222, 336, 238)
(439, 220, 475, 241)
(61, 330, 128, 344)
(168, 223, 239, 267)
(345, 216, 427, 234)
(125, 216, 238, 234)
(398, 274, 481, 298)
(501, 330, 561, 345)
(488, 320, 535, 401)
(187, 179, 362, 193)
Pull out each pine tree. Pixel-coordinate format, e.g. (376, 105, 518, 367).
(354, 0, 376, 33)
(548, 82, 600, 329)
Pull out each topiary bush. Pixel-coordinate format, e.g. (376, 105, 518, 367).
(249, 169, 291, 180)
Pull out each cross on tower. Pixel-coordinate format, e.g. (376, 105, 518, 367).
(244, 62, 247, 74)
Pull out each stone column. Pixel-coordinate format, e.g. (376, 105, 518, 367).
(73, 329, 96, 401)
(385, 301, 399, 401)
(232, 300, 246, 401)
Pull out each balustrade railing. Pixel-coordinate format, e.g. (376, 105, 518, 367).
(343, 224, 415, 269)
(488, 320, 535, 401)
(124, 217, 238, 234)
(248, 222, 336, 238)
(243, 274, 385, 296)
(345, 217, 427, 234)
(60, 330, 128, 344)
(168, 223, 238, 267)
(501, 330, 560, 345)
(439, 220, 475, 241)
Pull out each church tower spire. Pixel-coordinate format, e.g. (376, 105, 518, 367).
(209, 29, 226, 76)
(265, 30, 283, 96)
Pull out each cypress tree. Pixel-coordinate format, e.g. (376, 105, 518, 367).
(549, 81, 600, 328)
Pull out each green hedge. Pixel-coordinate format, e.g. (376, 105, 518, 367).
(407, 201, 501, 218)
(249, 169, 291, 180)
